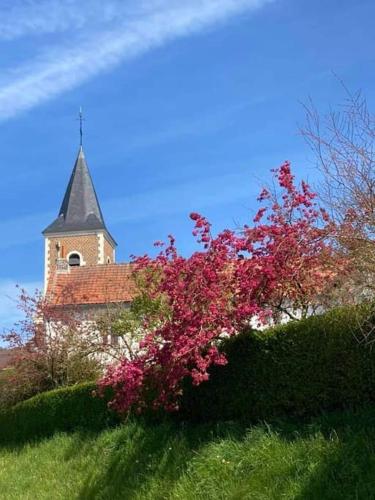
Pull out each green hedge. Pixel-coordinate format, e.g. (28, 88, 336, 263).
(2, 305, 375, 441)
(181, 305, 375, 421)
(0, 382, 119, 444)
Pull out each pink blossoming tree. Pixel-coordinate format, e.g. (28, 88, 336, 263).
(99, 162, 344, 414)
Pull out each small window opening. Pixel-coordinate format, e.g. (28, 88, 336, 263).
(107, 256, 111, 264)
(68, 253, 81, 267)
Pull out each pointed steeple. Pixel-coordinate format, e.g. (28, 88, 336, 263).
(43, 147, 108, 235)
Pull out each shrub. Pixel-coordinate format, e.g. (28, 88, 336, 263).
(100, 163, 344, 414)
(0, 382, 119, 444)
(1, 288, 106, 409)
(181, 304, 375, 421)
(0, 353, 101, 410)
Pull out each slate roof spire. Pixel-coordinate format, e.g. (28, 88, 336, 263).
(43, 146, 109, 235)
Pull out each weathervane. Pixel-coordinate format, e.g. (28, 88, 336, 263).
(78, 107, 85, 147)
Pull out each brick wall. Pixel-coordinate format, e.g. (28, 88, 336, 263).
(104, 234, 115, 264)
(45, 232, 116, 290)
(47, 234, 99, 277)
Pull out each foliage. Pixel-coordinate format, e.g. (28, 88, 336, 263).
(0, 368, 14, 405)
(1, 287, 105, 407)
(0, 347, 11, 369)
(181, 304, 375, 421)
(2, 406, 375, 499)
(3, 303, 372, 445)
(301, 86, 375, 299)
(96, 292, 169, 363)
(100, 163, 343, 414)
(0, 382, 118, 444)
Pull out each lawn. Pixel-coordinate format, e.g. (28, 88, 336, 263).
(2, 407, 375, 499)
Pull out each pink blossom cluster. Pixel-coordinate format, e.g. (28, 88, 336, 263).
(99, 163, 343, 414)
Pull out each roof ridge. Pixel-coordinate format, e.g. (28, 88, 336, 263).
(68, 262, 133, 271)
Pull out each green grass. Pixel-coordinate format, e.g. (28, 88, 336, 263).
(2, 407, 375, 499)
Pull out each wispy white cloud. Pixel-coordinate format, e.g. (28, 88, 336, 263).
(0, 0, 269, 40)
(0, 0, 273, 120)
(0, 0, 108, 39)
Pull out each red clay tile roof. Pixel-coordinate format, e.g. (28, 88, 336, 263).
(48, 263, 136, 306)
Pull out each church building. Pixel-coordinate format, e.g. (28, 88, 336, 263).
(43, 144, 134, 310)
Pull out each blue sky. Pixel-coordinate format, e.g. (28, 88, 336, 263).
(0, 0, 374, 329)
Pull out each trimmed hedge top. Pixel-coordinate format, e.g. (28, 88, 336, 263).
(181, 304, 375, 421)
(1, 304, 374, 443)
(0, 382, 119, 444)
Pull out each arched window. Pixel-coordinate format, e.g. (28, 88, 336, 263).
(68, 253, 81, 267)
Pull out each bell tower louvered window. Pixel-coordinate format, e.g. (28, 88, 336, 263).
(68, 253, 81, 267)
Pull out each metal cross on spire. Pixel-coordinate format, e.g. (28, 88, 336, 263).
(78, 107, 85, 147)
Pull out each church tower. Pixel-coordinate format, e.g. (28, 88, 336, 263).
(42, 145, 116, 291)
